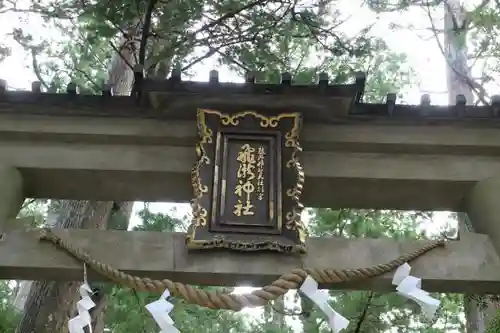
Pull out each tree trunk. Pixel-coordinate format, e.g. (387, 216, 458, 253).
(443, 1, 496, 331)
(16, 201, 114, 333)
(86, 201, 133, 332)
(106, 22, 139, 96)
(81, 25, 139, 330)
(12, 211, 59, 312)
(15, 24, 139, 333)
(464, 294, 486, 333)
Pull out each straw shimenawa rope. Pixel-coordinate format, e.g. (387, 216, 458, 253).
(38, 228, 445, 311)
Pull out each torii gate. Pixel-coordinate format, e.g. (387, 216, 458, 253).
(1, 70, 500, 307)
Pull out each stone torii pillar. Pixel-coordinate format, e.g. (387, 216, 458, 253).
(0, 165, 24, 234)
(466, 177, 500, 256)
(466, 176, 500, 332)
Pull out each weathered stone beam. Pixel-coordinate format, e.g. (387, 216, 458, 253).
(2, 114, 500, 155)
(5, 141, 500, 210)
(1, 114, 500, 209)
(1, 230, 499, 294)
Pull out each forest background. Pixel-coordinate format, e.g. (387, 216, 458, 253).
(1, 0, 500, 332)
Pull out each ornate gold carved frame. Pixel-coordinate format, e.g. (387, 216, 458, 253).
(186, 108, 307, 253)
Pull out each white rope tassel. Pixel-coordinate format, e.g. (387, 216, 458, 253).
(300, 275, 349, 332)
(392, 263, 440, 319)
(68, 264, 96, 333)
(146, 289, 180, 333)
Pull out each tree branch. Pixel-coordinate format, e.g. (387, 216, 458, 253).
(352, 292, 374, 333)
(138, 0, 158, 68)
(29, 49, 50, 90)
(108, 41, 135, 70)
(11, 31, 50, 90)
(21, 198, 37, 211)
(73, 67, 101, 91)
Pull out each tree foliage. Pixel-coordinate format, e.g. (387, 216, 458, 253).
(0, 282, 20, 333)
(1, 0, 416, 97)
(365, 0, 500, 104)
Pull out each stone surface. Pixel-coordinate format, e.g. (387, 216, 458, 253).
(467, 176, 500, 255)
(0, 165, 24, 232)
(1, 230, 500, 293)
(0, 114, 500, 209)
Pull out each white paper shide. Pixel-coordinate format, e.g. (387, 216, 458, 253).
(68, 283, 96, 333)
(146, 289, 180, 333)
(300, 275, 349, 333)
(392, 262, 440, 319)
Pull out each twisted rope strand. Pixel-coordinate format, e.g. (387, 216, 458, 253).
(38, 228, 445, 311)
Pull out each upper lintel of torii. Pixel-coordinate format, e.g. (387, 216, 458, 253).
(0, 70, 499, 123)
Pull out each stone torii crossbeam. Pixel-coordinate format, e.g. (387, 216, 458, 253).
(1, 71, 500, 299)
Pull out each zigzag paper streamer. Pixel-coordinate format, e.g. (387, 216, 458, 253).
(68, 283, 95, 333)
(146, 289, 180, 333)
(300, 275, 349, 332)
(392, 263, 440, 319)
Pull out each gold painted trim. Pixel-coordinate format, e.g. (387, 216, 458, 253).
(186, 112, 210, 243)
(186, 237, 306, 253)
(186, 108, 307, 253)
(284, 135, 307, 246)
(210, 131, 223, 225)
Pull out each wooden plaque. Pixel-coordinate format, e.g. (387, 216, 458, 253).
(186, 108, 307, 253)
